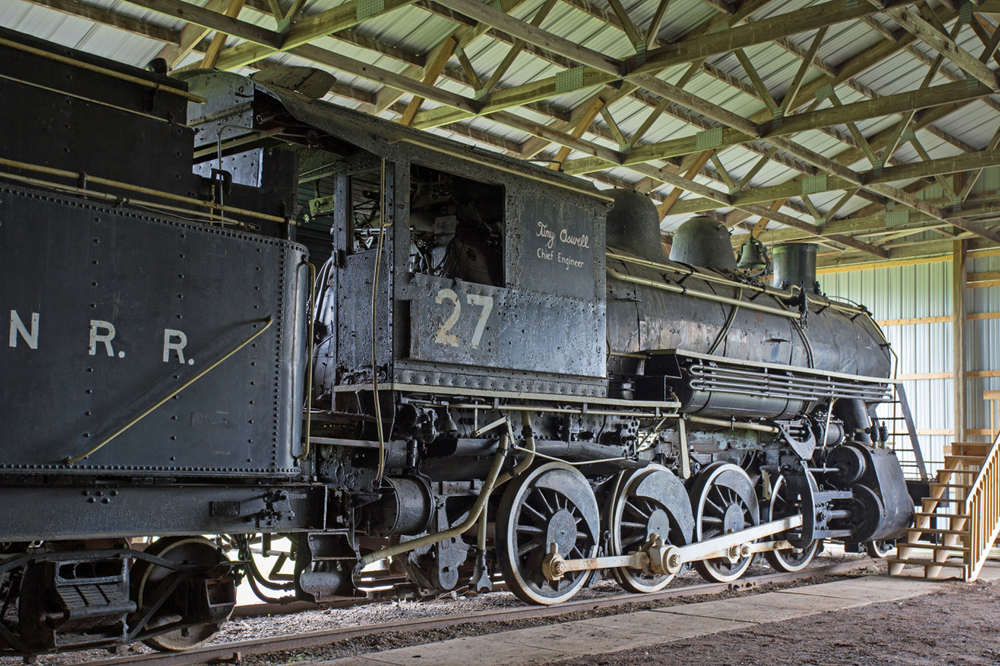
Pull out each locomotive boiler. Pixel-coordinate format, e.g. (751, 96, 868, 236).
(0, 27, 914, 656)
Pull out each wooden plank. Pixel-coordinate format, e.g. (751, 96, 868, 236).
(897, 372, 954, 380)
(21, 0, 179, 43)
(549, 97, 605, 168)
(629, 0, 922, 76)
(888, 6, 1000, 90)
(670, 148, 1000, 214)
(210, 0, 419, 70)
(288, 44, 479, 115)
(120, 0, 281, 47)
(566, 80, 991, 174)
(955, 240, 968, 443)
(430, 0, 621, 75)
(200, 0, 246, 68)
(658, 150, 714, 217)
(878, 315, 954, 326)
(400, 37, 458, 126)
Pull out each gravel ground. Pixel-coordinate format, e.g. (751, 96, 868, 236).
(0, 549, 870, 666)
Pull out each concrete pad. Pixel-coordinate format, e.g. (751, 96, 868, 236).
(778, 578, 941, 602)
(490, 622, 675, 655)
(977, 561, 1000, 581)
(573, 609, 753, 638)
(653, 591, 868, 623)
(339, 636, 567, 666)
(313, 659, 396, 666)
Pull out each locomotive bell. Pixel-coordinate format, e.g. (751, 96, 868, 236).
(606, 190, 669, 262)
(736, 235, 768, 271)
(669, 216, 737, 271)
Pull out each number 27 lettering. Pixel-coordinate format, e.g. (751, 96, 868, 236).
(434, 289, 493, 349)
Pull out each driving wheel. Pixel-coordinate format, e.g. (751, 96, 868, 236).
(495, 462, 600, 605)
(691, 462, 760, 583)
(764, 474, 821, 573)
(606, 465, 693, 593)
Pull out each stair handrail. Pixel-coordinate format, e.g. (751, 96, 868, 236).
(963, 392, 1000, 581)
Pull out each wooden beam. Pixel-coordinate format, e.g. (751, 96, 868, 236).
(21, 0, 180, 43)
(669, 149, 1000, 214)
(430, 0, 621, 75)
(644, 0, 672, 47)
(658, 150, 714, 217)
(209, 0, 420, 70)
(288, 44, 479, 115)
(954, 239, 967, 443)
(734, 48, 780, 116)
(629, 0, 923, 76)
(549, 97, 605, 168)
(887, 5, 1000, 90)
(605, 0, 643, 48)
(481, 0, 557, 93)
(200, 0, 247, 68)
(400, 37, 458, 126)
(565, 80, 993, 174)
(120, 0, 281, 48)
(780, 26, 828, 114)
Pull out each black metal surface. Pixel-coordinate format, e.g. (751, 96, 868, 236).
(0, 484, 326, 541)
(772, 244, 820, 293)
(668, 217, 738, 270)
(0, 185, 308, 476)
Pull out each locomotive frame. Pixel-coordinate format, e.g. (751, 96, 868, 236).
(0, 28, 921, 656)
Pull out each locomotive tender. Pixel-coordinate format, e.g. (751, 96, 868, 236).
(0, 28, 914, 655)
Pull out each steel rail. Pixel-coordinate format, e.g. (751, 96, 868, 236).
(75, 558, 874, 666)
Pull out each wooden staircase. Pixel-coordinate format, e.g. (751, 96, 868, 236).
(888, 397, 1000, 581)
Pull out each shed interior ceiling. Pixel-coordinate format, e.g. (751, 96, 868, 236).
(3, 0, 1000, 268)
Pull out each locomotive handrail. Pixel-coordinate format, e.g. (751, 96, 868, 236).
(606, 250, 867, 317)
(64, 317, 275, 465)
(0, 157, 288, 224)
(0, 37, 208, 104)
(607, 267, 803, 320)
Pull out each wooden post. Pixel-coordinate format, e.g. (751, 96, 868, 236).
(953, 240, 968, 443)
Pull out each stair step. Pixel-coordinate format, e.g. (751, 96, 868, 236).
(886, 557, 967, 570)
(922, 497, 965, 504)
(907, 527, 970, 536)
(929, 483, 972, 489)
(914, 511, 969, 519)
(947, 443, 992, 456)
(897, 543, 969, 553)
(944, 455, 986, 465)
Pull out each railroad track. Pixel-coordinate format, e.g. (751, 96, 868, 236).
(80, 558, 875, 666)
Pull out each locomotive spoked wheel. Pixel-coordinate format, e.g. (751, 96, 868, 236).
(691, 462, 760, 583)
(764, 475, 821, 573)
(496, 462, 600, 605)
(132, 536, 236, 651)
(606, 465, 691, 594)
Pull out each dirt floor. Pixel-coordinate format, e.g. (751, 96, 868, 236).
(545, 577, 1000, 666)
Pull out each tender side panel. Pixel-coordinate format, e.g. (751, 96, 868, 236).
(0, 186, 308, 476)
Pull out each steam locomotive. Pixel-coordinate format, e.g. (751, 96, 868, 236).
(0, 28, 914, 656)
